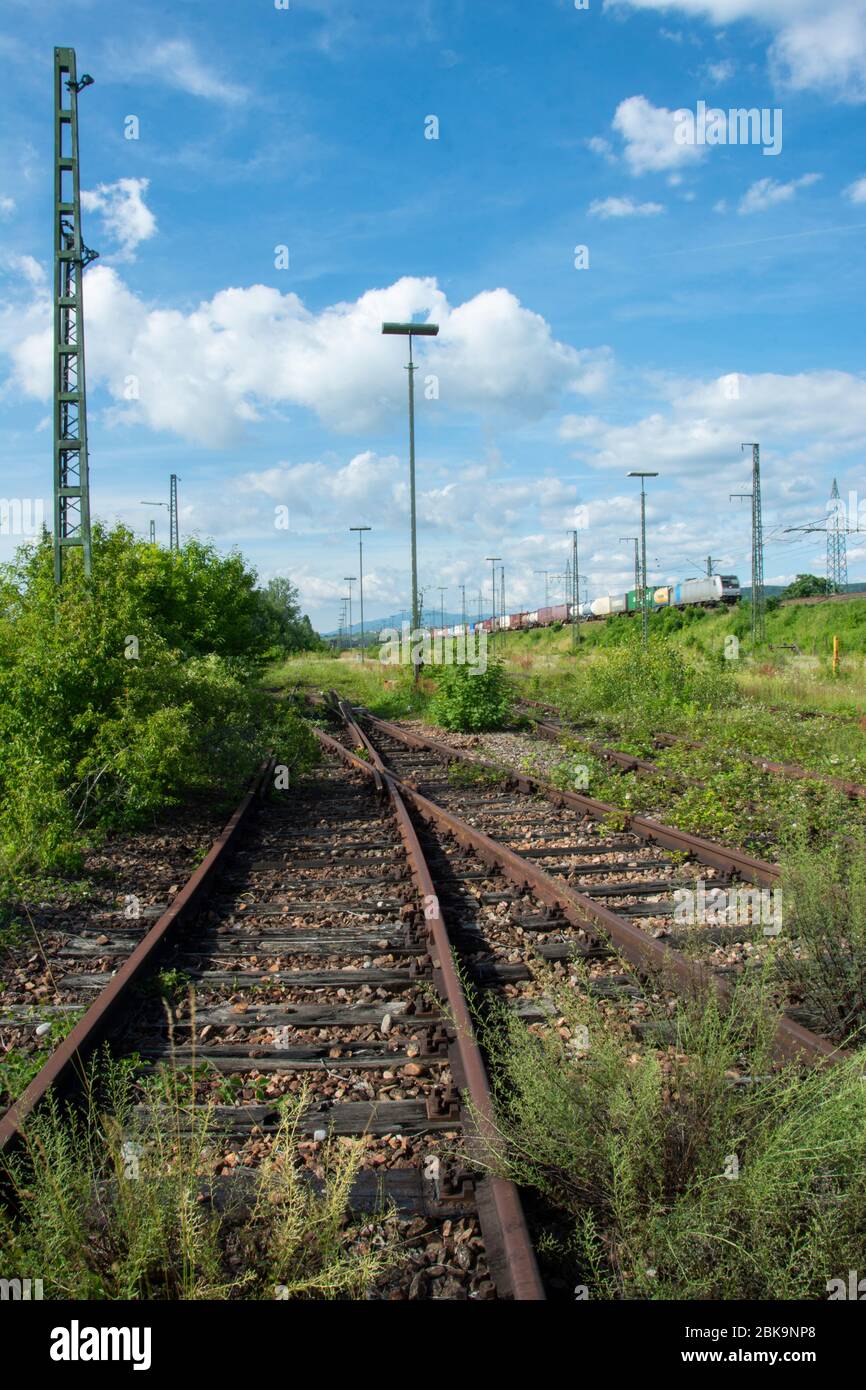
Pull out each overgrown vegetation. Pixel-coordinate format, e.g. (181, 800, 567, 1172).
(430, 662, 513, 732)
(0, 1059, 399, 1299)
(574, 633, 734, 726)
(0, 527, 318, 882)
(774, 835, 866, 1045)
(475, 963, 866, 1299)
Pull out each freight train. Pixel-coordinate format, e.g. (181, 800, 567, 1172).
(426, 574, 740, 639)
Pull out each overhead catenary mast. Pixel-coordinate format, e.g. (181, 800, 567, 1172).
(53, 47, 97, 583)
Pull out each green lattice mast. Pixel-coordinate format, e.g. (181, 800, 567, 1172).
(53, 47, 97, 583)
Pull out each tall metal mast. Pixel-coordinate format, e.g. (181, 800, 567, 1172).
(730, 443, 765, 645)
(53, 48, 97, 583)
(169, 473, 180, 551)
(827, 478, 848, 594)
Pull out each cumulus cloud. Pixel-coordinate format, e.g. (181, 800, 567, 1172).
(560, 369, 866, 479)
(588, 196, 665, 218)
(737, 172, 821, 214)
(606, 0, 866, 104)
(3, 254, 45, 288)
(610, 95, 706, 175)
(0, 270, 611, 445)
(81, 178, 157, 260)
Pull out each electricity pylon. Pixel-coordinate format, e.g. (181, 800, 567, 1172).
(730, 443, 765, 645)
(827, 478, 848, 594)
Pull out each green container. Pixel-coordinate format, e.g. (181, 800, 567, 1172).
(626, 587, 656, 612)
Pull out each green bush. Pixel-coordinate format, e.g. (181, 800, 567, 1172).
(429, 662, 513, 732)
(0, 527, 318, 877)
(569, 635, 734, 727)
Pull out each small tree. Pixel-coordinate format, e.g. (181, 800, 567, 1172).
(781, 574, 831, 600)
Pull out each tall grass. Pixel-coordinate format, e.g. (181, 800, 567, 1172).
(473, 962, 866, 1299)
(774, 835, 866, 1045)
(0, 1058, 399, 1300)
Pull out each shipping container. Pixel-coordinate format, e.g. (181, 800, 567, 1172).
(525, 610, 539, 626)
(626, 587, 657, 612)
(653, 586, 671, 606)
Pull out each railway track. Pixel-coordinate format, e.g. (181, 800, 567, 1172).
(0, 753, 543, 1301)
(2, 692, 852, 1303)
(329, 698, 842, 1065)
(518, 698, 866, 802)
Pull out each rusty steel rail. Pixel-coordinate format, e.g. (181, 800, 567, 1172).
(357, 710, 781, 887)
(316, 717, 545, 1301)
(335, 712, 844, 1070)
(0, 760, 274, 1153)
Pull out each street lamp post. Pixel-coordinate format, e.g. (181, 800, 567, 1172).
(627, 472, 659, 646)
(382, 320, 439, 678)
(349, 526, 371, 660)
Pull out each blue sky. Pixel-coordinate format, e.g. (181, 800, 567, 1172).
(2, 0, 866, 628)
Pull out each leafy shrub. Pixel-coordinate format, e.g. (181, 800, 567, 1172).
(570, 635, 734, 727)
(430, 662, 513, 732)
(0, 527, 318, 877)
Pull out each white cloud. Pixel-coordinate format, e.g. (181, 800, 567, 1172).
(588, 196, 665, 218)
(706, 59, 735, 82)
(737, 172, 821, 214)
(844, 174, 866, 204)
(81, 178, 157, 260)
(607, 0, 866, 104)
(611, 95, 706, 175)
(586, 135, 616, 162)
(3, 254, 45, 288)
(0, 196, 15, 219)
(141, 39, 249, 105)
(0, 269, 611, 445)
(240, 451, 404, 523)
(560, 368, 866, 478)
